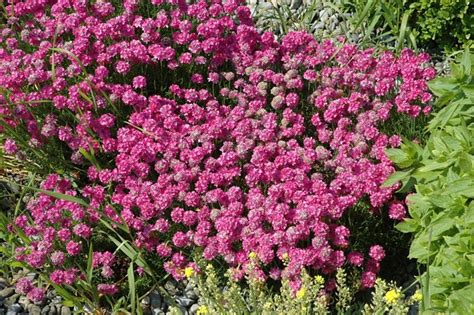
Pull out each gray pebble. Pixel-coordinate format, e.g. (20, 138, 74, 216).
(51, 296, 62, 304)
(141, 296, 150, 306)
(46, 291, 57, 300)
(176, 297, 194, 308)
(47, 305, 57, 315)
(41, 306, 49, 314)
(4, 295, 19, 309)
(189, 304, 199, 314)
(184, 289, 198, 301)
(29, 305, 41, 315)
(17, 297, 28, 309)
(150, 291, 162, 309)
(60, 306, 71, 315)
(0, 289, 14, 299)
(8, 304, 22, 313)
(164, 281, 178, 296)
(6, 311, 17, 315)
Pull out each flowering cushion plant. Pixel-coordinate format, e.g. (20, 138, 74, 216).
(0, 0, 435, 301)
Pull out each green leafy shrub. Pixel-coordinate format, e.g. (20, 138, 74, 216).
(408, 0, 473, 52)
(385, 50, 474, 314)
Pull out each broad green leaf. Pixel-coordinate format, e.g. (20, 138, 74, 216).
(382, 169, 413, 187)
(442, 178, 474, 197)
(396, 218, 419, 233)
(385, 148, 413, 168)
(458, 152, 472, 173)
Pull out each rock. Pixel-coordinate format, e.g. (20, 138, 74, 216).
(189, 304, 199, 314)
(6, 311, 17, 315)
(46, 291, 57, 300)
(41, 306, 49, 314)
(4, 295, 19, 308)
(8, 304, 22, 313)
(50, 296, 62, 304)
(184, 287, 198, 301)
(0, 289, 14, 299)
(17, 297, 28, 309)
(150, 291, 162, 309)
(141, 296, 150, 306)
(0, 278, 8, 289)
(26, 273, 38, 281)
(176, 297, 193, 308)
(29, 305, 41, 315)
(164, 281, 178, 296)
(60, 306, 71, 315)
(47, 305, 57, 315)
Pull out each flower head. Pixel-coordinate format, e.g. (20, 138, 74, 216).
(196, 305, 208, 315)
(384, 289, 401, 304)
(296, 287, 306, 299)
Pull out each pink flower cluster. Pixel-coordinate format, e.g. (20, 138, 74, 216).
(13, 175, 119, 294)
(1, 0, 433, 291)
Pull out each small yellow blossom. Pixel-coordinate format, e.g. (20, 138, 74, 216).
(196, 305, 208, 315)
(248, 252, 257, 260)
(184, 266, 195, 278)
(384, 289, 401, 304)
(412, 290, 422, 302)
(315, 275, 324, 285)
(296, 287, 306, 299)
(282, 253, 289, 261)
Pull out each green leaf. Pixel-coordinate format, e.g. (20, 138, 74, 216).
(417, 160, 453, 173)
(382, 169, 413, 187)
(86, 242, 94, 284)
(396, 218, 419, 233)
(462, 48, 471, 77)
(354, 0, 377, 30)
(396, 10, 411, 51)
(385, 148, 413, 168)
(8, 182, 89, 207)
(443, 178, 474, 197)
(458, 152, 472, 173)
(128, 262, 136, 315)
(427, 77, 459, 99)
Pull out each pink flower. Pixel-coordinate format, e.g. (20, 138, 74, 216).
(98, 284, 119, 295)
(389, 202, 406, 220)
(361, 271, 376, 288)
(4, 139, 18, 154)
(132, 76, 147, 89)
(369, 245, 385, 261)
(15, 277, 33, 294)
(66, 241, 82, 256)
(348, 252, 364, 267)
(26, 287, 45, 303)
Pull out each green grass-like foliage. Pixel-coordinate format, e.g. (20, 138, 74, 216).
(384, 49, 474, 314)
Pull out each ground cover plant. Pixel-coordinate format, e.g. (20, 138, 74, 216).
(0, 0, 467, 314)
(385, 50, 474, 314)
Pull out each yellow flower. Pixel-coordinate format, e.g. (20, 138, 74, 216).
(315, 275, 324, 285)
(196, 305, 208, 315)
(184, 267, 195, 278)
(412, 290, 422, 302)
(282, 253, 289, 261)
(384, 289, 401, 304)
(248, 252, 257, 260)
(296, 287, 306, 299)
